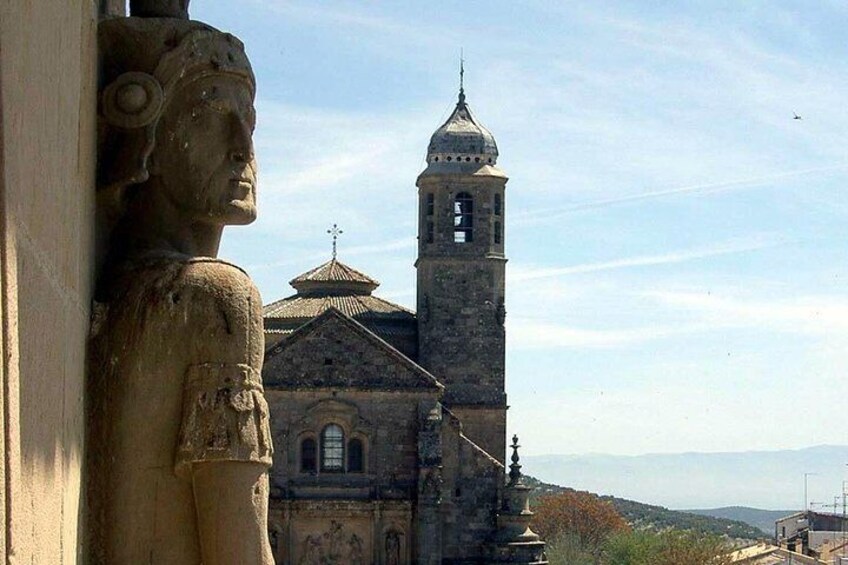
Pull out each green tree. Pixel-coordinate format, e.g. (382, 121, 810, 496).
(544, 533, 597, 565)
(601, 529, 732, 565)
(655, 530, 731, 565)
(603, 531, 661, 565)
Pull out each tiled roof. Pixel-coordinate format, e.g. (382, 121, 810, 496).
(264, 258, 417, 359)
(264, 294, 413, 321)
(289, 258, 379, 294)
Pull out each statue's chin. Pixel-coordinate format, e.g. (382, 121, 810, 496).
(223, 201, 258, 225)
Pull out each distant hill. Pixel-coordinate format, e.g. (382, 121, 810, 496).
(684, 507, 793, 536)
(522, 445, 848, 509)
(524, 476, 766, 541)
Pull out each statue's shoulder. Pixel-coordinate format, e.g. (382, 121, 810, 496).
(108, 254, 260, 305)
(178, 258, 262, 311)
(180, 257, 255, 290)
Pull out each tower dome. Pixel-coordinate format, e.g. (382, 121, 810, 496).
(426, 89, 498, 166)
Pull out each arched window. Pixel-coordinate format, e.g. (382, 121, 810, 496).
(454, 192, 473, 243)
(348, 438, 364, 473)
(320, 424, 344, 473)
(494, 192, 502, 216)
(300, 437, 317, 473)
(494, 221, 501, 245)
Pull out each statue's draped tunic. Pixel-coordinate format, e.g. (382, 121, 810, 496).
(90, 254, 272, 563)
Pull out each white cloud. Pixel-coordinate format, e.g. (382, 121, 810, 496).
(508, 235, 781, 282)
(512, 163, 848, 226)
(507, 318, 704, 350)
(646, 290, 848, 335)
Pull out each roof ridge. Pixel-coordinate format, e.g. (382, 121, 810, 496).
(289, 257, 379, 287)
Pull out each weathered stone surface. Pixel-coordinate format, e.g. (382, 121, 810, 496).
(0, 1, 98, 562)
(262, 311, 506, 563)
(89, 6, 273, 563)
(265, 308, 439, 391)
(416, 137, 509, 463)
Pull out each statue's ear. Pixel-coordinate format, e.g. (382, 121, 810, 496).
(102, 72, 164, 130)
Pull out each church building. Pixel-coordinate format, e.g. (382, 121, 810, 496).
(261, 84, 547, 564)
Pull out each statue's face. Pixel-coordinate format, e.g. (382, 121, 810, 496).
(154, 74, 257, 225)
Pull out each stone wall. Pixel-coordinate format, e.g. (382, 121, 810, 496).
(416, 171, 508, 462)
(439, 410, 504, 563)
(0, 1, 100, 562)
(450, 405, 507, 465)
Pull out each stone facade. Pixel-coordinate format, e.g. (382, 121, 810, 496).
(262, 88, 545, 563)
(264, 310, 508, 563)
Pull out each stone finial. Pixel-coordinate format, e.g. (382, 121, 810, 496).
(130, 0, 190, 18)
(508, 434, 523, 487)
(486, 433, 547, 563)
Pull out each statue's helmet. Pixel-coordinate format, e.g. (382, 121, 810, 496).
(97, 17, 255, 193)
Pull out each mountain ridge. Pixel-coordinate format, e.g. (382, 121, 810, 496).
(524, 476, 768, 540)
(522, 444, 848, 509)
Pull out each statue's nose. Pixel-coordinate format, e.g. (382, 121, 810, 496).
(130, 0, 190, 18)
(230, 118, 254, 164)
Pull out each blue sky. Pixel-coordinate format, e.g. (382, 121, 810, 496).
(193, 1, 848, 457)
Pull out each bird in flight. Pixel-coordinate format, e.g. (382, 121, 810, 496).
(793, 112, 803, 120)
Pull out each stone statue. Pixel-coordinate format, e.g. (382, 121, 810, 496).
(88, 1, 273, 563)
(385, 531, 401, 565)
(298, 535, 324, 565)
(348, 533, 365, 565)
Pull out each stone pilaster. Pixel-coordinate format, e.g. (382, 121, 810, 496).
(416, 400, 444, 564)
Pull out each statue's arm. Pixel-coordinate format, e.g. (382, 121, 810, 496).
(174, 259, 272, 477)
(174, 260, 274, 564)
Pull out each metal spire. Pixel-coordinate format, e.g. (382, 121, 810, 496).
(327, 224, 343, 259)
(458, 49, 466, 105)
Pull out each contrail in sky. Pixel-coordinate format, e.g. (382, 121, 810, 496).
(509, 235, 781, 282)
(513, 163, 848, 226)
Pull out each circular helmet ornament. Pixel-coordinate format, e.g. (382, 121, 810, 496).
(102, 72, 164, 130)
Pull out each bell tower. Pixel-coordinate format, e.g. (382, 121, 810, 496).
(416, 81, 508, 463)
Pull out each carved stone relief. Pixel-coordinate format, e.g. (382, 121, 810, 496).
(297, 520, 368, 565)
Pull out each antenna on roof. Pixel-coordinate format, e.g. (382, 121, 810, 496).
(327, 224, 343, 259)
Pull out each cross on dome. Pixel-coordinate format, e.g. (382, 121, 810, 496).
(327, 223, 343, 259)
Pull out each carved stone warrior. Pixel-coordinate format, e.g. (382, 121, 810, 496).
(89, 2, 273, 563)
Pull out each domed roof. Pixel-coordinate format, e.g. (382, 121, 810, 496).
(263, 257, 418, 359)
(427, 89, 498, 166)
(288, 258, 379, 296)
